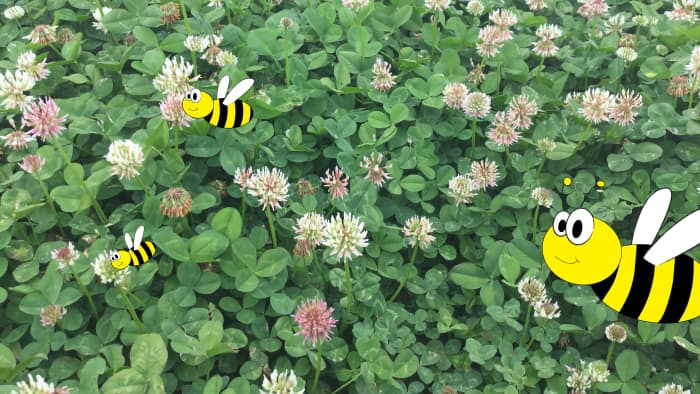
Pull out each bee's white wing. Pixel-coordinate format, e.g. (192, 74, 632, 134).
(124, 232, 134, 250)
(132, 225, 144, 250)
(644, 210, 700, 266)
(223, 78, 254, 106)
(632, 188, 671, 245)
(217, 75, 230, 99)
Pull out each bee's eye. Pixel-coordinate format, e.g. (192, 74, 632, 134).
(192, 90, 200, 102)
(553, 211, 569, 236)
(566, 209, 594, 245)
(185, 92, 191, 100)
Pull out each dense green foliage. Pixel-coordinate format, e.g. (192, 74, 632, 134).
(2, 0, 700, 393)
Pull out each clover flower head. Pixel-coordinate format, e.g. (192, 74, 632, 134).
(360, 152, 392, 187)
(610, 89, 642, 126)
(40, 304, 67, 327)
(658, 383, 691, 394)
(371, 57, 397, 93)
(260, 369, 304, 394)
(531, 187, 553, 208)
(533, 298, 561, 319)
(469, 159, 500, 190)
(153, 56, 194, 95)
(24, 25, 57, 45)
(448, 174, 477, 205)
(294, 212, 328, 248)
(52, 242, 79, 270)
(160, 187, 193, 218)
(11, 374, 70, 394)
(18, 154, 45, 174)
(517, 276, 547, 304)
(425, 0, 450, 12)
(462, 92, 491, 118)
(605, 323, 627, 343)
(234, 167, 254, 191)
(321, 166, 349, 200)
(16, 51, 50, 83)
(4, 5, 24, 20)
(292, 298, 337, 346)
(105, 139, 144, 180)
(402, 215, 436, 250)
(161, 2, 181, 24)
(322, 212, 369, 261)
(0, 70, 35, 110)
(579, 87, 614, 124)
(488, 111, 520, 146)
(92, 251, 131, 288)
(92, 7, 112, 33)
(248, 167, 290, 211)
(160, 93, 192, 128)
(443, 83, 469, 110)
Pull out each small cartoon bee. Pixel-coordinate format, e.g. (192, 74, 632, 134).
(111, 225, 157, 270)
(182, 76, 255, 129)
(543, 187, 700, 323)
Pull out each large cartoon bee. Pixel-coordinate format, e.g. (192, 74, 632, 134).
(182, 76, 255, 129)
(543, 188, 700, 323)
(111, 225, 157, 270)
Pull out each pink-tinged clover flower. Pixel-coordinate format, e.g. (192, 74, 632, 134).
(609, 89, 643, 126)
(51, 241, 79, 270)
(321, 166, 349, 200)
(469, 159, 500, 190)
(371, 57, 397, 93)
(22, 97, 67, 141)
(579, 88, 614, 124)
(488, 111, 520, 146)
(292, 298, 337, 346)
(360, 152, 392, 187)
(160, 93, 192, 129)
(16, 51, 50, 83)
(233, 167, 254, 191)
(24, 24, 57, 45)
(442, 83, 469, 110)
(18, 154, 45, 174)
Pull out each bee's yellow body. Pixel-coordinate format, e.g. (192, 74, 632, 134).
(202, 99, 254, 129)
(543, 188, 700, 324)
(181, 77, 255, 130)
(591, 245, 700, 323)
(112, 241, 156, 270)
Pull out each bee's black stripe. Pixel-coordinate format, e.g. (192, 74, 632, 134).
(659, 254, 694, 323)
(619, 244, 655, 319)
(217, 101, 228, 128)
(132, 248, 146, 266)
(591, 266, 619, 300)
(233, 100, 243, 127)
(203, 102, 215, 123)
(143, 242, 155, 258)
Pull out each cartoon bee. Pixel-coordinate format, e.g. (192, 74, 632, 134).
(182, 76, 255, 129)
(543, 187, 700, 323)
(111, 225, 157, 270)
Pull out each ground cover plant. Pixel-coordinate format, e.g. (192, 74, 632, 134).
(2, 0, 700, 392)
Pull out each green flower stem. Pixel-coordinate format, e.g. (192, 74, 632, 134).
(311, 343, 323, 394)
(240, 192, 247, 229)
(343, 258, 353, 308)
(331, 371, 361, 394)
(265, 206, 277, 247)
(605, 342, 615, 365)
(536, 56, 544, 80)
(284, 28, 290, 87)
(504, 146, 511, 167)
(471, 118, 477, 156)
(430, 14, 439, 61)
(326, 200, 337, 219)
(690, 76, 697, 110)
(496, 55, 502, 96)
(177, 0, 198, 76)
(574, 122, 593, 152)
(36, 176, 66, 239)
(174, 126, 180, 150)
(92, 0, 119, 45)
(531, 204, 541, 243)
(520, 303, 532, 345)
(119, 286, 145, 333)
(356, 13, 365, 59)
(389, 244, 419, 303)
(68, 265, 98, 319)
(48, 44, 63, 59)
(134, 175, 152, 197)
(312, 250, 326, 282)
(526, 320, 541, 349)
(535, 157, 546, 180)
(53, 139, 108, 225)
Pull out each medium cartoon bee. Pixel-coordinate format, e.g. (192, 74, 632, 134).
(182, 76, 255, 129)
(111, 225, 157, 270)
(543, 187, 700, 323)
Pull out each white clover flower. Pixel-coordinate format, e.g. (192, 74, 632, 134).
(261, 369, 304, 394)
(585, 360, 610, 383)
(447, 174, 477, 205)
(294, 212, 328, 248)
(153, 56, 194, 95)
(92, 251, 131, 287)
(531, 187, 553, 208)
(322, 212, 369, 261)
(11, 373, 65, 394)
(0, 70, 35, 110)
(466, 0, 484, 15)
(216, 50, 238, 66)
(617, 47, 638, 62)
(105, 139, 144, 180)
(425, 0, 450, 12)
(658, 382, 691, 394)
(402, 216, 435, 250)
(4, 5, 24, 20)
(92, 7, 112, 33)
(184, 35, 209, 52)
(16, 51, 50, 83)
(605, 323, 627, 343)
(533, 298, 561, 319)
(517, 277, 547, 304)
(247, 167, 290, 211)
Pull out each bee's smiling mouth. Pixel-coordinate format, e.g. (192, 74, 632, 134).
(555, 256, 579, 265)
